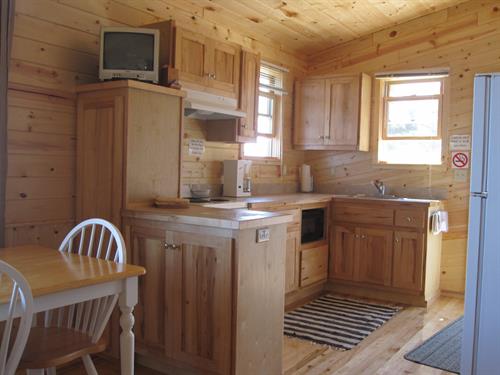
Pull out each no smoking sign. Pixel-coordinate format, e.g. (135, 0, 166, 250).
(451, 151, 470, 169)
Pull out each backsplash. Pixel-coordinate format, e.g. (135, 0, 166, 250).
(181, 114, 304, 197)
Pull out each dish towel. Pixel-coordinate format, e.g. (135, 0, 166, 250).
(432, 211, 449, 234)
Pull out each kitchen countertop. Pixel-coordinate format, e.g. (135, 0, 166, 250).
(123, 193, 441, 230)
(227, 193, 440, 206)
(123, 204, 293, 230)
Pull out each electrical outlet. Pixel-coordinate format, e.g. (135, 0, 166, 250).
(256, 228, 270, 243)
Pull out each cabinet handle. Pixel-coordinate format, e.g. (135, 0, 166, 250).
(361, 235, 366, 239)
(241, 124, 247, 128)
(319, 136, 325, 140)
(325, 135, 331, 139)
(406, 217, 412, 222)
(355, 234, 360, 238)
(164, 242, 179, 250)
(208, 73, 216, 79)
(395, 238, 400, 243)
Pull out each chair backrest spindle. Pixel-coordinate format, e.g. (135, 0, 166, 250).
(0, 261, 34, 375)
(44, 219, 126, 343)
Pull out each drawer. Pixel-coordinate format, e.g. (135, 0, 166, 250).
(300, 245, 328, 287)
(333, 203, 394, 226)
(394, 209, 426, 229)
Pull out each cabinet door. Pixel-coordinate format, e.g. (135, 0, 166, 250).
(330, 225, 357, 281)
(294, 79, 326, 146)
(127, 226, 168, 355)
(356, 228, 393, 286)
(77, 94, 124, 226)
(392, 231, 425, 291)
(325, 75, 360, 148)
(238, 50, 260, 140)
(300, 245, 329, 287)
(285, 230, 300, 294)
(208, 39, 241, 98)
(165, 231, 233, 375)
(175, 28, 209, 87)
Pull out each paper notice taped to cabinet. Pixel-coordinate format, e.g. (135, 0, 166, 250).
(188, 139, 205, 156)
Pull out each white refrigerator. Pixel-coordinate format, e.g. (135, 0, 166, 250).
(461, 74, 500, 374)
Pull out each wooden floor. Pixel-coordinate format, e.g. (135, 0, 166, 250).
(56, 296, 463, 375)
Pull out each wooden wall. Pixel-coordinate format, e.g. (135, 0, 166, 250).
(306, 0, 500, 294)
(5, 0, 306, 248)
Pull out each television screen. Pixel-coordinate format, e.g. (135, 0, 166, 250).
(103, 32, 155, 71)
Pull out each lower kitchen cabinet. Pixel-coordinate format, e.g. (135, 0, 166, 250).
(128, 224, 232, 374)
(248, 200, 331, 305)
(124, 213, 287, 375)
(356, 228, 393, 287)
(300, 245, 329, 287)
(285, 230, 300, 294)
(329, 199, 443, 306)
(392, 231, 425, 291)
(330, 226, 392, 286)
(330, 225, 356, 281)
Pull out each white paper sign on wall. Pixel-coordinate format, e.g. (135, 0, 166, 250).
(451, 151, 470, 169)
(188, 139, 205, 156)
(450, 135, 471, 151)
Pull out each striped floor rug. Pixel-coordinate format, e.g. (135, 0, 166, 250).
(284, 295, 401, 350)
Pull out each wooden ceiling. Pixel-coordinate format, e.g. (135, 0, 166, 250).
(155, 0, 469, 57)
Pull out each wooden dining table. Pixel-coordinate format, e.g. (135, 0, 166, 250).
(0, 245, 146, 374)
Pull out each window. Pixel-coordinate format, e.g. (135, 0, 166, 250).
(243, 92, 280, 158)
(378, 76, 445, 165)
(243, 63, 285, 159)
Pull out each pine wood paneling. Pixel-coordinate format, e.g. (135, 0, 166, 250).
(7, 0, 307, 247)
(306, 0, 500, 293)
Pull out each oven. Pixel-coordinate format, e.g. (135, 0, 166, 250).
(301, 207, 326, 244)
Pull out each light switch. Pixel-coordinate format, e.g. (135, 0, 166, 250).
(256, 228, 270, 243)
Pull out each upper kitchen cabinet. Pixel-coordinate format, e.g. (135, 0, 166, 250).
(175, 27, 241, 99)
(206, 50, 260, 143)
(238, 50, 260, 140)
(294, 73, 371, 151)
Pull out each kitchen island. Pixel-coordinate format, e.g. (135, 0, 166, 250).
(122, 204, 292, 375)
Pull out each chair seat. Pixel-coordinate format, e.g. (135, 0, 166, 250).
(19, 327, 107, 369)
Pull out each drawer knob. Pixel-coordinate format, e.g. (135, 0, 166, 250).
(164, 242, 179, 250)
(406, 217, 412, 222)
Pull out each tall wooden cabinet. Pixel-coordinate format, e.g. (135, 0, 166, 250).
(329, 198, 442, 306)
(294, 73, 371, 151)
(76, 80, 185, 226)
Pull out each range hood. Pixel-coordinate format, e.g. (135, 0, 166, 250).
(183, 89, 246, 120)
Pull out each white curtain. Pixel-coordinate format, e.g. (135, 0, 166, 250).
(0, 0, 15, 246)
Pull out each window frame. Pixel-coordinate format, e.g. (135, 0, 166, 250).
(242, 90, 282, 162)
(382, 77, 444, 141)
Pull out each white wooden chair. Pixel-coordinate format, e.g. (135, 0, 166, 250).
(0, 260, 34, 375)
(20, 218, 126, 375)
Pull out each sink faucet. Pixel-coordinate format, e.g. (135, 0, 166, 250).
(372, 179, 386, 195)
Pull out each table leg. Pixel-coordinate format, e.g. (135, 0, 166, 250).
(119, 277, 138, 375)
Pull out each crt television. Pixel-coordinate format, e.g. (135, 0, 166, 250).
(99, 27, 160, 83)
